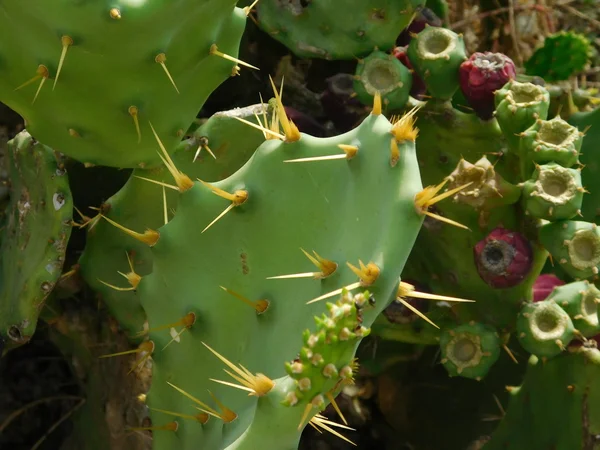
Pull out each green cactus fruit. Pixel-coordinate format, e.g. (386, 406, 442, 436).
(518, 117, 583, 168)
(568, 106, 600, 223)
(516, 300, 575, 358)
(78, 104, 271, 336)
(520, 162, 584, 221)
(524, 31, 592, 82)
(353, 50, 412, 110)
(0, 130, 72, 350)
(538, 220, 600, 280)
(439, 322, 501, 380)
(255, 0, 426, 60)
(545, 281, 600, 338)
(484, 347, 600, 450)
(445, 156, 521, 210)
(0, 1, 247, 168)
(406, 26, 468, 100)
(494, 81, 550, 151)
(125, 106, 425, 449)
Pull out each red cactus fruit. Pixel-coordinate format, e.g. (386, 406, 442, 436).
(474, 227, 533, 288)
(532, 274, 565, 302)
(392, 46, 427, 99)
(459, 52, 517, 120)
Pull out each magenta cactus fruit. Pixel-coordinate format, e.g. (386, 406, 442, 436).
(474, 227, 533, 288)
(532, 274, 565, 302)
(392, 46, 427, 99)
(459, 52, 517, 120)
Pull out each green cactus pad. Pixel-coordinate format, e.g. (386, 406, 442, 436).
(485, 347, 600, 450)
(134, 110, 424, 450)
(0, 1, 247, 168)
(524, 31, 592, 82)
(494, 81, 550, 152)
(354, 50, 412, 110)
(0, 130, 72, 350)
(407, 26, 467, 100)
(546, 280, 600, 338)
(78, 104, 271, 335)
(445, 156, 521, 210)
(518, 117, 583, 168)
(439, 321, 501, 380)
(569, 106, 600, 223)
(516, 300, 575, 358)
(539, 220, 600, 280)
(521, 162, 584, 220)
(255, 0, 426, 60)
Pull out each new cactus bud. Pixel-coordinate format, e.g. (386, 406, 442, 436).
(539, 220, 600, 280)
(459, 52, 517, 120)
(446, 156, 521, 210)
(354, 50, 412, 110)
(546, 281, 600, 337)
(519, 117, 583, 168)
(521, 163, 584, 220)
(439, 322, 501, 380)
(494, 81, 550, 151)
(516, 300, 575, 358)
(533, 274, 565, 302)
(407, 26, 468, 100)
(474, 227, 533, 289)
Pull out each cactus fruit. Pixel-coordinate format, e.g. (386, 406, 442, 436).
(545, 281, 600, 338)
(439, 322, 501, 380)
(518, 117, 583, 168)
(458, 52, 516, 120)
(0, 130, 72, 350)
(0, 1, 248, 168)
(520, 162, 584, 220)
(255, 0, 427, 60)
(407, 27, 468, 100)
(524, 31, 593, 82)
(78, 104, 272, 335)
(516, 299, 575, 358)
(485, 347, 600, 450)
(392, 46, 427, 99)
(353, 50, 412, 110)
(473, 227, 533, 289)
(532, 273, 565, 302)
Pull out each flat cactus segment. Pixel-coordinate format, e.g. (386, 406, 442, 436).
(0, 1, 247, 168)
(255, 0, 426, 60)
(0, 130, 72, 350)
(568, 106, 600, 223)
(524, 31, 592, 82)
(137, 112, 424, 449)
(78, 104, 271, 335)
(484, 347, 600, 450)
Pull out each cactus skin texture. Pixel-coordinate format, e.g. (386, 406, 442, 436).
(78, 104, 271, 336)
(0, 1, 247, 168)
(255, 0, 426, 60)
(120, 106, 426, 449)
(524, 31, 593, 82)
(0, 130, 72, 351)
(484, 347, 600, 450)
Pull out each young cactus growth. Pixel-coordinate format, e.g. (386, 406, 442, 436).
(354, 50, 412, 110)
(538, 220, 600, 280)
(545, 281, 600, 337)
(519, 117, 583, 168)
(494, 81, 550, 151)
(516, 299, 575, 358)
(521, 163, 584, 220)
(439, 321, 501, 380)
(0, 130, 72, 350)
(407, 26, 468, 100)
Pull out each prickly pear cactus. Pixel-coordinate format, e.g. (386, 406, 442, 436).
(0, 130, 72, 350)
(256, 0, 426, 59)
(0, 1, 248, 168)
(524, 31, 592, 82)
(78, 104, 272, 336)
(101, 96, 428, 449)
